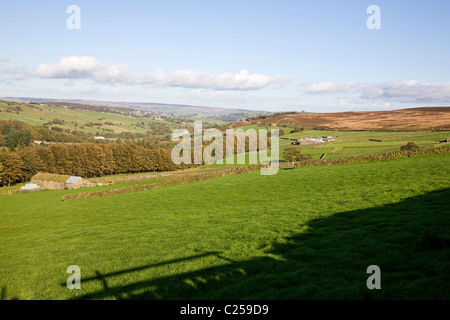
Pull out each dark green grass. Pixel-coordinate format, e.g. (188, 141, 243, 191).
(0, 153, 449, 299)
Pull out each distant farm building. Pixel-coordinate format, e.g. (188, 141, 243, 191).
(33, 140, 51, 146)
(31, 173, 95, 190)
(293, 136, 335, 145)
(294, 137, 325, 145)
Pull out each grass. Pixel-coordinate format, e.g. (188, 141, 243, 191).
(58, 179, 163, 196)
(213, 126, 450, 164)
(1, 152, 449, 299)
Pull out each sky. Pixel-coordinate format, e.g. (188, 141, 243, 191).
(0, 0, 449, 112)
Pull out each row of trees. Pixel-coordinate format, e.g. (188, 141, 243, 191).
(0, 142, 188, 187)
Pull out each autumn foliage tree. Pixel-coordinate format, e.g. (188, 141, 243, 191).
(0, 150, 25, 186)
(17, 148, 44, 181)
(0, 141, 189, 186)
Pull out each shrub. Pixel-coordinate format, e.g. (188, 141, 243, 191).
(51, 126, 63, 132)
(284, 146, 312, 162)
(52, 118, 65, 125)
(291, 126, 305, 133)
(401, 142, 420, 151)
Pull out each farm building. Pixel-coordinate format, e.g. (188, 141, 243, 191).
(30, 173, 95, 190)
(294, 137, 325, 145)
(293, 136, 336, 145)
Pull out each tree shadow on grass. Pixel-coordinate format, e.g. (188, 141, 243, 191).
(1, 287, 19, 300)
(73, 188, 450, 300)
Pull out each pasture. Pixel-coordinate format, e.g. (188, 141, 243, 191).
(1, 152, 449, 299)
(222, 124, 450, 163)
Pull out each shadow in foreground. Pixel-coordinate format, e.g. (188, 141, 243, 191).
(73, 188, 450, 300)
(1, 287, 19, 300)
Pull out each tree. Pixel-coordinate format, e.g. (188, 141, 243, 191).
(101, 144, 117, 176)
(400, 142, 420, 152)
(87, 144, 107, 177)
(17, 147, 44, 181)
(283, 146, 312, 162)
(67, 145, 85, 176)
(35, 146, 56, 173)
(0, 151, 25, 186)
(49, 144, 71, 174)
(4, 129, 31, 149)
(291, 126, 305, 133)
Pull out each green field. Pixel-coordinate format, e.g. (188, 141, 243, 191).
(285, 129, 450, 159)
(1, 153, 449, 299)
(223, 125, 450, 162)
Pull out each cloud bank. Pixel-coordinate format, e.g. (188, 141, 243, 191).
(2, 56, 449, 107)
(305, 80, 450, 104)
(30, 56, 281, 91)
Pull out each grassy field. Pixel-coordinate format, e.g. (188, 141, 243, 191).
(283, 129, 450, 159)
(1, 152, 449, 300)
(221, 124, 450, 162)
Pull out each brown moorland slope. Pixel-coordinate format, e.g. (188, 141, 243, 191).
(252, 107, 450, 131)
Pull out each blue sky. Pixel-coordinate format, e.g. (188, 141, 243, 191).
(1, 0, 449, 112)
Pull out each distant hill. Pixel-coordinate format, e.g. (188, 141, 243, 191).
(1, 97, 270, 122)
(0, 100, 198, 139)
(247, 107, 450, 131)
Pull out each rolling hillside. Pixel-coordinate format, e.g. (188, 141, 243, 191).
(0, 100, 223, 138)
(1, 97, 269, 122)
(249, 107, 450, 131)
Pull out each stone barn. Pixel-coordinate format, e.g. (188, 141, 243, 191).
(31, 173, 95, 190)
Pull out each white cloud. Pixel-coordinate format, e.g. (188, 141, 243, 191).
(360, 81, 450, 104)
(28, 56, 282, 90)
(0, 65, 29, 81)
(0, 57, 10, 62)
(305, 80, 450, 104)
(305, 81, 358, 95)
